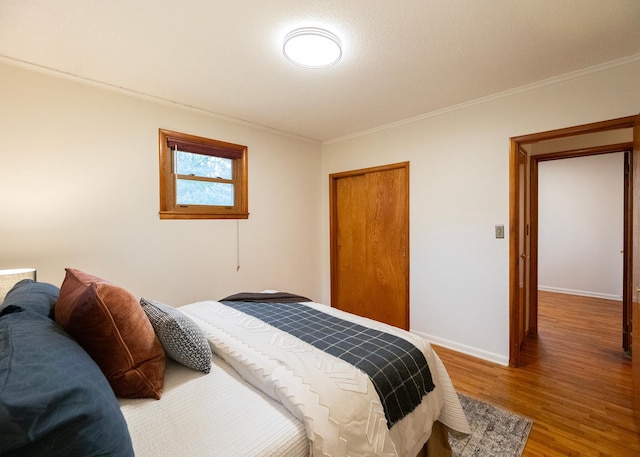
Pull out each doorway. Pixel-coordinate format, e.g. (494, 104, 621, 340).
(537, 152, 628, 342)
(509, 115, 637, 367)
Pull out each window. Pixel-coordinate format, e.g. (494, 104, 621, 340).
(158, 129, 248, 219)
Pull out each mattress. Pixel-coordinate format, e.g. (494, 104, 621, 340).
(119, 356, 309, 457)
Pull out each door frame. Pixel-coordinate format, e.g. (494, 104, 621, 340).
(509, 115, 638, 367)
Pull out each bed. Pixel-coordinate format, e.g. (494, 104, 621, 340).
(119, 356, 309, 456)
(0, 269, 469, 457)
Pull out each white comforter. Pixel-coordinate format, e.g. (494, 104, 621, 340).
(181, 300, 469, 457)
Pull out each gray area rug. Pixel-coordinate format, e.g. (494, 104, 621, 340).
(449, 394, 532, 457)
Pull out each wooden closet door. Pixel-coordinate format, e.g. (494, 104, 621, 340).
(330, 162, 409, 329)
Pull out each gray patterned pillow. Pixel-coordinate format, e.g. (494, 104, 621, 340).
(140, 298, 211, 373)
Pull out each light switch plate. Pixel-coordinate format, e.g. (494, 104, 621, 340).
(495, 224, 505, 239)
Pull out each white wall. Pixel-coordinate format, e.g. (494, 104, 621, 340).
(321, 58, 640, 365)
(538, 153, 624, 300)
(3, 56, 640, 366)
(0, 62, 323, 305)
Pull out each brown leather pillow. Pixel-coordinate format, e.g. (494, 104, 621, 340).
(55, 268, 165, 399)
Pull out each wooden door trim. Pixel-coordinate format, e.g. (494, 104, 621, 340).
(624, 150, 632, 352)
(329, 161, 410, 180)
(511, 116, 637, 143)
(632, 115, 640, 428)
(329, 161, 410, 327)
(529, 158, 539, 336)
(509, 115, 637, 367)
(509, 140, 521, 365)
(532, 142, 633, 161)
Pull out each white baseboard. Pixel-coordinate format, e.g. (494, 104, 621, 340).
(409, 286, 620, 368)
(410, 329, 509, 367)
(538, 285, 621, 301)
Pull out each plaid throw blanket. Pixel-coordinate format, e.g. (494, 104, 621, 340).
(220, 300, 435, 427)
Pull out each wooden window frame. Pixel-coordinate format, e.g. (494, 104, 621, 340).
(158, 129, 248, 219)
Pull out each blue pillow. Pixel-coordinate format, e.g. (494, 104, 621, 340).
(0, 307, 134, 457)
(0, 279, 59, 318)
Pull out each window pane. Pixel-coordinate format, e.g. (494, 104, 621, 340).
(176, 179, 234, 206)
(175, 151, 232, 179)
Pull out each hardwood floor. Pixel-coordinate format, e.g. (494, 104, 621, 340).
(434, 291, 640, 456)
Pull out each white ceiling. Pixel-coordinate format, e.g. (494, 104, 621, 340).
(1, 0, 639, 142)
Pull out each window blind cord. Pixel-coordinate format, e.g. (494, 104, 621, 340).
(236, 219, 240, 272)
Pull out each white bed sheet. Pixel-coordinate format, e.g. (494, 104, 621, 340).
(119, 356, 309, 457)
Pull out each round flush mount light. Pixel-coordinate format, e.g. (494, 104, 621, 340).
(283, 27, 342, 68)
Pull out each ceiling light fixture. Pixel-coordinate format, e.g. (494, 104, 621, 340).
(283, 27, 342, 68)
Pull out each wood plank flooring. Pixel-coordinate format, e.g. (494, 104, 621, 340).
(433, 291, 640, 456)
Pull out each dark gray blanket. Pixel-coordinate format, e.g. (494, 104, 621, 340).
(220, 298, 435, 428)
(220, 291, 311, 303)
